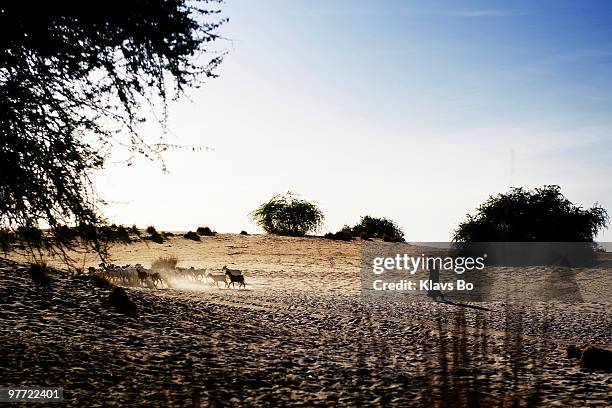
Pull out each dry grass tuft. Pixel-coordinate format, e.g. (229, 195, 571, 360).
(151, 256, 178, 271)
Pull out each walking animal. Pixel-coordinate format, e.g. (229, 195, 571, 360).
(205, 271, 227, 288)
(223, 266, 246, 289)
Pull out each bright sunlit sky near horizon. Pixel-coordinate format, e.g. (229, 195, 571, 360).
(94, 0, 612, 241)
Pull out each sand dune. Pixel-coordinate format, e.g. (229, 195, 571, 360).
(0, 234, 610, 406)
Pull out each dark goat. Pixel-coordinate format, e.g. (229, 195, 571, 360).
(224, 270, 246, 289)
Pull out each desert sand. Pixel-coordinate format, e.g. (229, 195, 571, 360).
(0, 234, 610, 406)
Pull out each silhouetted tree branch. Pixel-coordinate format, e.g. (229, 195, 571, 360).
(0, 1, 226, 258)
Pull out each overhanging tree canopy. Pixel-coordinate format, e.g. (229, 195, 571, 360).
(0, 1, 226, 251)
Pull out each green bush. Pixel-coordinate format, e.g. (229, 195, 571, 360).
(359, 232, 371, 241)
(196, 226, 216, 236)
(130, 225, 140, 236)
(0, 229, 15, 252)
(184, 231, 200, 241)
(454, 185, 608, 242)
(16, 226, 44, 245)
(250, 192, 324, 237)
(145, 232, 164, 244)
(351, 216, 404, 242)
(77, 223, 98, 241)
(53, 225, 77, 244)
(324, 225, 353, 241)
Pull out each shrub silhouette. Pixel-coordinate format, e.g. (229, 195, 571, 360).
(240, 230, 249, 235)
(0, 229, 15, 252)
(99, 225, 131, 243)
(145, 232, 164, 244)
(251, 192, 324, 237)
(196, 226, 216, 236)
(359, 232, 371, 241)
(16, 226, 44, 246)
(184, 231, 200, 241)
(54, 225, 77, 244)
(350, 216, 404, 242)
(146, 226, 157, 235)
(130, 225, 140, 236)
(324, 225, 353, 241)
(454, 185, 608, 242)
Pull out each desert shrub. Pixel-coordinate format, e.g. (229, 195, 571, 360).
(151, 256, 178, 270)
(108, 287, 137, 316)
(108, 225, 131, 243)
(147, 232, 164, 243)
(454, 185, 609, 242)
(0, 229, 16, 252)
(359, 232, 371, 241)
(146, 225, 157, 235)
(163, 231, 175, 237)
(240, 230, 249, 235)
(130, 225, 141, 236)
(324, 225, 353, 241)
(53, 225, 77, 244)
(184, 231, 200, 241)
(351, 216, 404, 242)
(115, 225, 130, 241)
(77, 223, 98, 241)
(16, 226, 44, 245)
(30, 262, 51, 286)
(250, 191, 324, 236)
(196, 226, 216, 236)
(99, 225, 131, 243)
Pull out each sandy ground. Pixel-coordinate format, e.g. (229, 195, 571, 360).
(1, 234, 610, 407)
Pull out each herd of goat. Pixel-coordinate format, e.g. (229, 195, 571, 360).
(90, 263, 246, 289)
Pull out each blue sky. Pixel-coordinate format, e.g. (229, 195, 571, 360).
(94, 0, 612, 240)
